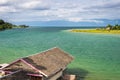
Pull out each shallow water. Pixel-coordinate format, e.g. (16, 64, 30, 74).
(0, 27, 120, 80)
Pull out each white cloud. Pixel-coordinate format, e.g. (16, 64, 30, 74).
(0, 0, 9, 4)
(0, 6, 17, 13)
(68, 17, 82, 22)
(19, 0, 49, 10)
(0, 0, 120, 23)
(67, 17, 103, 23)
(21, 1, 40, 9)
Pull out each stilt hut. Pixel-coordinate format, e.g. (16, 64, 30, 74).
(0, 47, 73, 80)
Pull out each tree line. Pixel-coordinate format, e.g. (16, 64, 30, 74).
(106, 24, 120, 30)
(0, 19, 29, 31)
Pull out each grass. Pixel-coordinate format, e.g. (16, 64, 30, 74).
(69, 29, 120, 34)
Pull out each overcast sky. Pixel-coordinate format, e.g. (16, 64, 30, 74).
(0, 0, 120, 26)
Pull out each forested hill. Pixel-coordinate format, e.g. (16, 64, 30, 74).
(0, 19, 29, 31)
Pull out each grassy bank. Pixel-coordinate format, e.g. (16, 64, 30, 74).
(70, 29, 120, 34)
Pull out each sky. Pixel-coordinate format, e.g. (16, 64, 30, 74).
(0, 0, 120, 26)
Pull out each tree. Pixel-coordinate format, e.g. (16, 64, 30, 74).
(19, 25, 29, 28)
(0, 20, 13, 30)
(115, 24, 120, 30)
(0, 19, 29, 31)
(3, 22, 13, 29)
(106, 24, 120, 30)
(106, 24, 112, 30)
(0, 19, 5, 25)
(0, 25, 5, 30)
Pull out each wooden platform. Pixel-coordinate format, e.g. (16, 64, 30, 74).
(63, 74, 76, 80)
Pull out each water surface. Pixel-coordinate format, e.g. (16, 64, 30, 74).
(0, 27, 120, 80)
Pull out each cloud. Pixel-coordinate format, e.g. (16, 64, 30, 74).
(0, 0, 9, 4)
(67, 17, 103, 23)
(0, 0, 120, 24)
(19, 0, 50, 10)
(86, 1, 120, 9)
(83, 1, 120, 20)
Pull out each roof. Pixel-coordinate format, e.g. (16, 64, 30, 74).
(3, 47, 73, 77)
(0, 64, 9, 69)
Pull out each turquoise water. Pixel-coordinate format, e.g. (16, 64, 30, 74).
(0, 27, 120, 80)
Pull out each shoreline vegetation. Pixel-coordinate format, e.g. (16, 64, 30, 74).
(0, 19, 29, 31)
(69, 24, 120, 34)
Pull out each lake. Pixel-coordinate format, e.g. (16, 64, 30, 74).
(0, 27, 120, 80)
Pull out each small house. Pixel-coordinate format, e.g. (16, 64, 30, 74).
(0, 47, 73, 80)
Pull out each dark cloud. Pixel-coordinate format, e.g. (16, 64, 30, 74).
(105, 2, 120, 8)
(26, 6, 50, 10)
(0, 3, 9, 6)
(0, 1, 11, 6)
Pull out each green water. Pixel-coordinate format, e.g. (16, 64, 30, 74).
(0, 27, 120, 80)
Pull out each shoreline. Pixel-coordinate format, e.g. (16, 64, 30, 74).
(68, 29, 120, 34)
